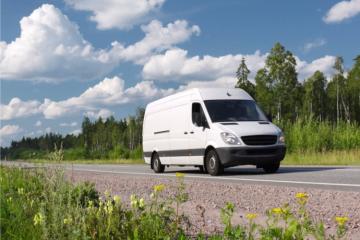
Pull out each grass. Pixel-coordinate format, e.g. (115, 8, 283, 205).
(27, 158, 144, 164)
(283, 149, 360, 166)
(0, 165, 351, 239)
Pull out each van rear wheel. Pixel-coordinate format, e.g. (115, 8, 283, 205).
(205, 149, 223, 176)
(263, 162, 280, 173)
(152, 153, 165, 173)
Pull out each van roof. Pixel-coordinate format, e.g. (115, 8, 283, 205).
(146, 88, 253, 109)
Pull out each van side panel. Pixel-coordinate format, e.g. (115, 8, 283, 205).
(143, 110, 171, 164)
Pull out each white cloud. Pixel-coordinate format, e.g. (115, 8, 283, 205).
(324, 0, 360, 23)
(45, 127, 51, 133)
(111, 20, 200, 64)
(0, 4, 199, 82)
(143, 49, 266, 83)
(60, 121, 78, 127)
(296, 55, 336, 81)
(0, 125, 23, 146)
(0, 4, 114, 82)
(0, 98, 41, 120)
(65, 0, 165, 30)
(35, 120, 42, 127)
(85, 109, 113, 119)
(1, 76, 173, 120)
(0, 125, 22, 136)
(70, 129, 81, 136)
(303, 38, 327, 52)
(143, 48, 336, 84)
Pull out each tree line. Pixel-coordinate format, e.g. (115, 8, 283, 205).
(236, 42, 360, 123)
(1, 42, 359, 160)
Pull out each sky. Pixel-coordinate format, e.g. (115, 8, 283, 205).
(1, 0, 360, 146)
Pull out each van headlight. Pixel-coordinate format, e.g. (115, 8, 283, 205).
(220, 132, 241, 145)
(278, 132, 285, 144)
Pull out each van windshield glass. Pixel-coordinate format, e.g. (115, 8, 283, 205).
(204, 100, 268, 122)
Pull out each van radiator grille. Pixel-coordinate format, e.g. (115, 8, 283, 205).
(241, 135, 277, 145)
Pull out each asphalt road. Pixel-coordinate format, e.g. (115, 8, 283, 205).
(3, 161, 360, 192)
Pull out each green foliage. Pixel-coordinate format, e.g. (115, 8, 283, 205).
(0, 167, 350, 239)
(236, 57, 256, 98)
(278, 117, 360, 153)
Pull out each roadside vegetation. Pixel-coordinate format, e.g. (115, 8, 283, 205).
(1, 43, 359, 165)
(0, 164, 351, 239)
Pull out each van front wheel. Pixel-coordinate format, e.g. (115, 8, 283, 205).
(263, 162, 280, 173)
(205, 150, 223, 176)
(152, 153, 165, 173)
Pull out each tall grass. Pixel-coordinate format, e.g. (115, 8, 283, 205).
(278, 118, 360, 153)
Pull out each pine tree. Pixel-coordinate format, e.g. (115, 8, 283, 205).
(235, 57, 255, 97)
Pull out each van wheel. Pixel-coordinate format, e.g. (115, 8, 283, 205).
(263, 162, 280, 173)
(152, 153, 165, 173)
(205, 150, 223, 176)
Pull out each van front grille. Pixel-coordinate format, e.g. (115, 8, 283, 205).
(241, 135, 277, 145)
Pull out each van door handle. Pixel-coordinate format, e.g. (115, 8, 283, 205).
(184, 131, 188, 134)
(189, 131, 194, 134)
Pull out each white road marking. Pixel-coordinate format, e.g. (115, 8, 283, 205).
(71, 168, 360, 188)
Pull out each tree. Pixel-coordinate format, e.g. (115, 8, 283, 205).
(255, 42, 300, 121)
(347, 55, 360, 123)
(235, 57, 255, 97)
(303, 71, 327, 120)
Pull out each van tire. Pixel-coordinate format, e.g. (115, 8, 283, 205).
(205, 150, 223, 176)
(152, 153, 165, 173)
(263, 162, 280, 173)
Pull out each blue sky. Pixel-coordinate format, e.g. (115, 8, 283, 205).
(1, 0, 360, 146)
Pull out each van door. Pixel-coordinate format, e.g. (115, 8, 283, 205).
(188, 102, 208, 165)
(168, 103, 190, 165)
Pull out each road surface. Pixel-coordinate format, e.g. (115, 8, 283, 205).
(3, 161, 360, 191)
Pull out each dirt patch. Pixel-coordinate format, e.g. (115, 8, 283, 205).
(68, 170, 360, 239)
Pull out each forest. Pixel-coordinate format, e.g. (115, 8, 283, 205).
(1, 42, 360, 161)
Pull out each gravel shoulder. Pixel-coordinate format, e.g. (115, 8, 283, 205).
(69, 170, 360, 239)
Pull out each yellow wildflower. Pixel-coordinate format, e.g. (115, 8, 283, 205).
(130, 194, 138, 208)
(335, 216, 349, 226)
(139, 198, 145, 208)
(295, 192, 308, 200)
(17, 188, 25, 195)
(153, 184, 165, 192)
(113, 195, 121, 205)
(33, 213, 44, 226)
(104, 201, 114, 214)
(175, 172, 185, 178)
(104, 190, 111, 198)
(246, 213, 258, 220)
(63, 217, 72, 225)
(272, 208, 283, 215)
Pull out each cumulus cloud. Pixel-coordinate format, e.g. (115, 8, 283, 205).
(296, 55, 336, 81)
(0, 125, 23, 146)
(85, 109, 114, 119)
(0, 4, 200, 82)
(1, 76, 174, 120)
(0, 4, 114, 82)
(0, 125, 22, 136)
(303, 38, 327, 52)
(143, 49, 266, 83)
(65, 0, 165, 30)
(142, 48, 336, 84)
(110, 20, 200, 64)
(70, 129, 82, 136)
(324, 0, 360, 23)
(60, 121, 78, 127)
(0, 98, 41, 120)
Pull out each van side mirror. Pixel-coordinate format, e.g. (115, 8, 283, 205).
(266, 113, 273, 122)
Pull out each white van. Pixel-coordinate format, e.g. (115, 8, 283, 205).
(142, 88, 286, 176)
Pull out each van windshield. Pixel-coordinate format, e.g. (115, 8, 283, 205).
(204, 100, 268, 122)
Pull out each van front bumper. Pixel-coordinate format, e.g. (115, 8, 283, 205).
(216, 145, 286, 167)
